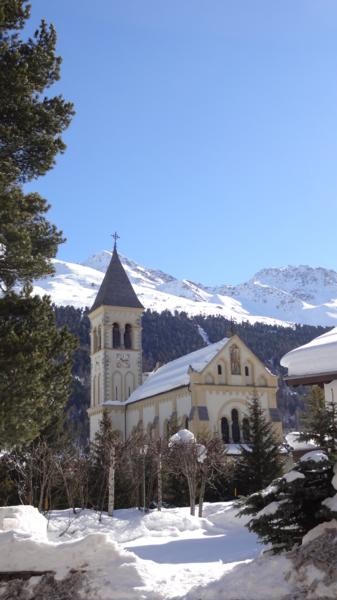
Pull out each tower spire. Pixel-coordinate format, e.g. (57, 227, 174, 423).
(111, 231, 120, 252)
(89, 234, 143, 313)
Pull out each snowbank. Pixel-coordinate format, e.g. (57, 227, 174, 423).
(182, 554, 293, 600)
(287, 520, 337, 599)
(3, 502, 337, 599)
(0, 503, 261, 599)
(0, 505, 47, 540)
(0, 529, 159, 599)
(302, 519, 337, 545)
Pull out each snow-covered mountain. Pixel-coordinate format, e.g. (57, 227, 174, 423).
(33, 251, 337, 327)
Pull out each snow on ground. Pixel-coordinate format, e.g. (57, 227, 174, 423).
(0, 502, 264, 599)
(197, 324, 211, 345)
(0, 501, 334, 600)
(44, 503, 262, 599)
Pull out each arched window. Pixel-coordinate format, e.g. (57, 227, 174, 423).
(97, 325, 102, 350)
(93, 328, 98, 353)
(147, 423, 153, 440)
(93, 375, 96, 406)
(231, 408, 241, 443)
(124, 324, 132, 349)
(113, 371, 122, 401)
(217, 364, 222, 375)
(242, 417, 250, 443)
(230, 345, 241, 375)
(113, 323, 121, 348)
(221, 417, 229, 443)
(245, 365, 249, 376)
(97, 373, 101, 405)
(125, 372, 135, 399)
(163, 419, 171, 439)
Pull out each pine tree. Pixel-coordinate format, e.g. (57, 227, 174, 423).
(235, 394, 282, 496)
(0, 1, 75, 446)
(91, 411, 120, 516)
(0, 293, 76, 448)
(0, 0, 74, 288)
(299, 386, 329, 445)
(240, 452, 333, 553)
(298, 386, 337, 459)
(326, 400, 337, 458)
(0, 185, 63, 292)
(0, 1, 74, 185)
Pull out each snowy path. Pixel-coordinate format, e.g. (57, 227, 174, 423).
(0, 502, 294, 600)
(45, 502, 263, 599)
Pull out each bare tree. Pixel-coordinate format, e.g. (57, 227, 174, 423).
(197, 436, 228, 517)
(91, 410, 121, 517)
(11, 441, 58, 510)
(123, 428, 150, 511)
(142, 436, 170, 511)
(168, 430, 229, 517)
(55, 446, 91, 513)
(168, 430, 202, 516)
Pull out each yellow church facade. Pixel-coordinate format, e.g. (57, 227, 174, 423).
(88, 245, 281, 444)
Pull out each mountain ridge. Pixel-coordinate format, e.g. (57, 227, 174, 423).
(32, 251, 337, 327)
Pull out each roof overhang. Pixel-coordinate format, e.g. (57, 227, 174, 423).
(126, 384, 189, 405)
(284, 371, 337, 387)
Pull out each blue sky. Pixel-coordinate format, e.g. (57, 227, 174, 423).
(26, 0, 337, 285)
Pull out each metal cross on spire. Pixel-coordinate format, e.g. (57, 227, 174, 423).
(111, 231, 120, 252)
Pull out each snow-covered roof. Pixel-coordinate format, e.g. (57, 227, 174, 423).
(126, 338, 229, 404)
(281, 327, 337, 377)
(225, 443, 251, 455)
(285, 432, 317, 452)
(299, 450, 329, 464)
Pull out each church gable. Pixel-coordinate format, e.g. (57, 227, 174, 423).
(195, 335, 276, 388)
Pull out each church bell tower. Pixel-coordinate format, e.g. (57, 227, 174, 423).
(87, 235, 144, 440)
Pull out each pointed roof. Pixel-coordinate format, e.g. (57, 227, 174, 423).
(89, 248, 144, 312)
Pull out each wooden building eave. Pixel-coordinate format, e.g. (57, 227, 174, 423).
(284, 371, 337, 387)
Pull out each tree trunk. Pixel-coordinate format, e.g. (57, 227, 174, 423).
(142, 454, 146, 511)
(198, 468, 207, 517)
(38, 469, 47, 512)
(157, 452, 162, 511)
(27, 465, 33, 505)
(60, 468, 74, 513)
(108, 446, 115, 516)
(187, 477, 196, 516)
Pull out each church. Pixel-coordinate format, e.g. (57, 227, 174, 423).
(88, 243, 282, 443)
